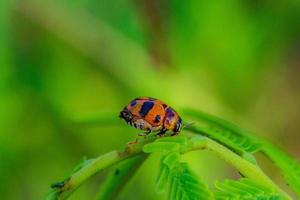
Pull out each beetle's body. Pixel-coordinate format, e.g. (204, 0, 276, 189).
(119, 97, 182, 136)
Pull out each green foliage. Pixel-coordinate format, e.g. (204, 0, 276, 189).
(184, 108, 300, 198)
(187, 125, 260, 155)
(183, 109, 262, 154)
(156, 162, 170, 192)
(162, 152, 181, 170)
(144, 134, 290, 200)
(143, 142, 181, 153)
(44, 108, 300, 200)
(214, 178, 281, 200)
(167, 162, 212, 200)
(96, 155, 147, 200)
(262, 143, 300, 197)
(143, 136, 212, 200)
(144, 135, 293, 200)
(1, 0, 299, 199)
(143, 135, 187, 153)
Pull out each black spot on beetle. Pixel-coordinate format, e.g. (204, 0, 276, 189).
(154, 115, 161, 123)
(130, 100, 137, 106)
(139, 101, 154, 117)
(166, 108, 175, 118)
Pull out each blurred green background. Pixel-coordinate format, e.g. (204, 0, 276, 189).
(0, 0, 300, 199)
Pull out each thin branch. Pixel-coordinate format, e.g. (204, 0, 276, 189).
(182, 135, 292, 200)
(45, 132, 292, 200)
(46, 135, 157, 200)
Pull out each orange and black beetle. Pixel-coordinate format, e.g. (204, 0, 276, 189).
(119, 97, 182, 137)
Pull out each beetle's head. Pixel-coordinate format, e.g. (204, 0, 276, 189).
(119, 109, 133, 122)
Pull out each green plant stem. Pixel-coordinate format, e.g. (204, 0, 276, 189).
(96, 155, 148, 200)
(46, 132, 292, 200)
(45, 135, 158, 200)
(48, 151, 122, 200)
(182, 135, 292, 200)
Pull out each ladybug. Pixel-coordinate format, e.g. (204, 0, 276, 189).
(119, 97, 182, 137)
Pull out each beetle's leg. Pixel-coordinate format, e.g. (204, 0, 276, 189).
(171, 131, 179, 136)
(156, 129, 167, 137)
(127, 129, 151, 145)
(138, 129, 151, 136)
(130, 129, 151, 144)
(137, 129, 151, 140)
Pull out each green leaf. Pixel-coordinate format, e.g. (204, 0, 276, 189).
(262, 142, 300, 198)
(214, 178, 282, 200)
(183, 109, 256, 138)
(187, 125, 261, 156)
(168, 162, 213, 200)
(183, 109, 262, 153)
(156, 135, 188, 145)
(183, 108, 300, 198)
(156, 164, 170, 193)
(152, 138, 212, 200)
(143, 142, 180, 153)
(163, 152, 181, 170)
(241, 153, 258, 166)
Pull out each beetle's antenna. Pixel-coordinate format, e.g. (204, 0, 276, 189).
(182, 121, 195, 129)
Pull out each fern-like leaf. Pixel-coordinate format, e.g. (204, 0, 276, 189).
(184, 108, 300, 198)
(187, 125, 261, 155)
(214, 178, 282, 200)
(167, 162, 212, 200)
(262, 143, 300, 197)
(145, 136, 213, 200)
(183, 109, 262, 154)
